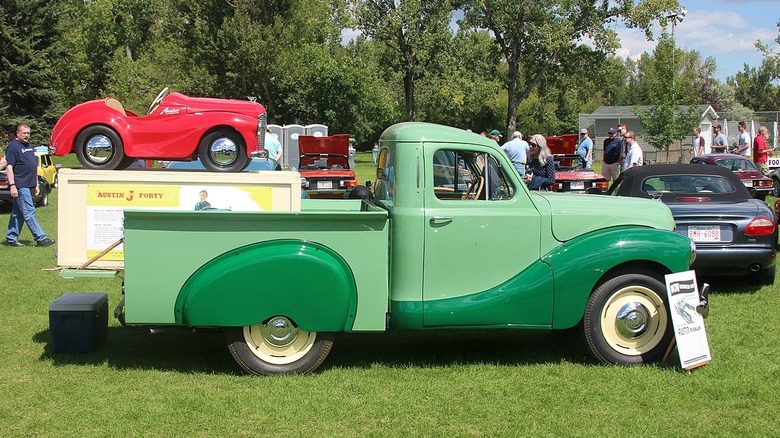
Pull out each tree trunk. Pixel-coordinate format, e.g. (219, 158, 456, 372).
(404, 69, 415, 121)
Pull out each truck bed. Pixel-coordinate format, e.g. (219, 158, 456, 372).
(122, 199, 390, 331)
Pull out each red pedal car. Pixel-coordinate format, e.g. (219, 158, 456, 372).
(50, 87, 268, 172)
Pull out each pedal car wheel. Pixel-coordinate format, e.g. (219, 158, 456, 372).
(198, 130, 248, 172)
(224, 316, 334, 376)
(583, 273, 672, 365)
(74, 126, 127, 170)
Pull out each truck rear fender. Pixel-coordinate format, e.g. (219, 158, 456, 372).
(174, 239, 357, 331)
(544, 227, 691, 329)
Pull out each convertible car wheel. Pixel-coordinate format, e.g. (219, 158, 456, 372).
(773, 178, 780, 197)
(583, 273, 672, 365)
(198, 130, 249, 172)
(224, 316, 334, 376)
(35, 180, 49, 207)
(74, 126, 127, 170)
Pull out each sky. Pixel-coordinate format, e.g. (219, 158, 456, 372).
(615, 0, 778, 81)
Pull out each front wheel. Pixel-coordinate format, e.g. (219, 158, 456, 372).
(35, 180, 49, 207)
(583, 273, 673, 365)
(224, 316, 334, 376)
(773, 178, 780, 197)
(74, 125, 127, 170)
(198, 130, 248, 172)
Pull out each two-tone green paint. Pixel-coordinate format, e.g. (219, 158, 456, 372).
(120, 122, 694, 341)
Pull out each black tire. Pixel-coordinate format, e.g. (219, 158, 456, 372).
(747, 265, 776, 286)
(74, 125, 126, 170)
(224, 316, 334, 376)
(35, 180, 49, 207)
(198, 130, 248, 172)
(583, 273, 673, 365)
(773, 178, 780, 197)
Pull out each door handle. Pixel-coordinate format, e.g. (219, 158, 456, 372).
(430, 216, 453, 224)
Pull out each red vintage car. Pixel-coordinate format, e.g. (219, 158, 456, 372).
(550, 154, 609, 193)
(50, 87, 268, 172)
(297, 134, 358, 198)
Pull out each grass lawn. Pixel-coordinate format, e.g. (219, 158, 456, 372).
(1, 153, 779, 436)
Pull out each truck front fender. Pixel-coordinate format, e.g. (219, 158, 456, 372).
(174, 239, 357, 331)
(544, 227, 692, 329)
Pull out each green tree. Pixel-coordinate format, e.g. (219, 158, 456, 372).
(460, 0, 680, 136)
(350, 0, 456, 121)
(635, 33, 698, 160)
(0, 0, 68, 142)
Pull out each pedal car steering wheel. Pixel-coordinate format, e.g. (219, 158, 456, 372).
(148, 87, 170, 115)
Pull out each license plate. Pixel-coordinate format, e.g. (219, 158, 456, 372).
(743, 180, 753, 187)
(316, 181, 333, 190)
(570, 182, 585, 190)
(688, 226, 721, 242)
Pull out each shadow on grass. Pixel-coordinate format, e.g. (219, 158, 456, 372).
(697, 274, 768, 295)
(32, 325, 632, 375)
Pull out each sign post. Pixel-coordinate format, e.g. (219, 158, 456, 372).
(664, 271, 712, 370)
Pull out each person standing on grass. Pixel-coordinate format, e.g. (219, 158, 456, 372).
(711, 124, 727, 153)
(753, 126, 772, 175)
(735, 121, 750, 155)
(3, 124, 55, 247)
(622, 130, 643, 171)
(692, 126, 705, 157)
(577, 128, 593, 169)
(602, 127, 621, 185)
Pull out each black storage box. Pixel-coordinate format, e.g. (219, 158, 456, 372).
(49, 293, 108, 353)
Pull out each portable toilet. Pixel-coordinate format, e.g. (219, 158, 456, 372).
(305, 124, 328, 138)
(283, 124, 306, 169)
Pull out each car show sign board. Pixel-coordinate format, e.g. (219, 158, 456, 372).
(57, 168, 302, 269)
(664, 271, 712, 370)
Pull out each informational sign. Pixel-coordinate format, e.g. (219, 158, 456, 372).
(664, 271, 711, 370)
(86, 183, 272, 260)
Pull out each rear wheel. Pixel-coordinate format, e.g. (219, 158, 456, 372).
(35, 179, 49, 207)
(583, 273, 672, 365)
(773, 178, 780, 197)
(198, 130, 248, 172)
(224, 316, 334, 375)
(74, 126, 127, 170)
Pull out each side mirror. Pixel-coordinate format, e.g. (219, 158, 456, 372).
(697, 283, 709, 319)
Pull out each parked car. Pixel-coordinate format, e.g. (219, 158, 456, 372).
(297, 134, 358, 198)
(50, 87, 268, 172)
(0, 146, 58, 207)
(608, 164, 776, 284)
(767, 167, 780, 197)
(690, 154, 772, 200)
(551, 154, 608, 193)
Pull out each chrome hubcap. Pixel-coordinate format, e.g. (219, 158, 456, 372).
(209, 137, 238, 166)
(615, 302, 649, 339)
(260, 316, 299, 348)
(85, 135, 114, 164)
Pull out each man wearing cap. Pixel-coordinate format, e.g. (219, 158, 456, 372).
(602, 128, 621, 184)
(577, 128, 593, 169)
(501, 131, 530, 177)
(489, 129, 502, 144)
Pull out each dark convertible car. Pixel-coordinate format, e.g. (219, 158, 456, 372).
(608, 164, 776, 284)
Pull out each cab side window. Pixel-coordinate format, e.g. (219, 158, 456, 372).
(432, 149, 514, 201)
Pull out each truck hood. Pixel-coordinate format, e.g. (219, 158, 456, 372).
(533, 192, 676, 242)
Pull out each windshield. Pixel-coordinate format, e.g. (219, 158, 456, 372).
(714, 157, 759, 172)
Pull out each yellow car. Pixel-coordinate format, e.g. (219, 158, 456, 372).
(36, 146, 59, 189)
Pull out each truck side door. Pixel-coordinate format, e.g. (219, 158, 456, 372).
(422, 144, 553, 327)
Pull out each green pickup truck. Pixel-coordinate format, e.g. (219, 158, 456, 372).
(118, 122, 695, 375)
